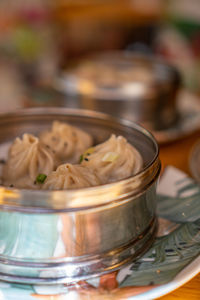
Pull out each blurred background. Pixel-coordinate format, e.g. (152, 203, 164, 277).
(0, 0, 200, 133)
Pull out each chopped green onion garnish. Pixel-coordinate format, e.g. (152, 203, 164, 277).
(80, 148, 94, 163)
(84, 147, 94, 155)
(36, 173, 47, 183)
(102, 152, 119, 162)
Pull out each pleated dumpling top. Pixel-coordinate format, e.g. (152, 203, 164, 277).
(39, 121, 93, 164)
(81, 134, 143, 184)
(42, 163, 101, 190)
(2, 134, 56, 189)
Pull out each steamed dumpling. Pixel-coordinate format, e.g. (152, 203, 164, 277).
(2, 134, 56, 189)
(39, 121, 93, 164)
(81, 134, 143, 183)
(42, 163, 101, 190)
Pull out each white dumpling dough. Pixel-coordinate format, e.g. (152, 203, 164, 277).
(39, 121, 93, 164)
(81, 134, 143, 183)
(42, 163, 101, 190)
(2, 134, 56, 189)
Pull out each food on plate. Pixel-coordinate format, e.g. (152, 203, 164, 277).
(42, 163, 101, 190)
(2, 134, 56, 189)
(39, 121, 93, 164)
(1, 122, 143, 190)
(81, 134, 143, 183)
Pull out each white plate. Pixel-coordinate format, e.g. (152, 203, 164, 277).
(132, 255, 200, 300)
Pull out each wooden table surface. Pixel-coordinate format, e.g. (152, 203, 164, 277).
(158, 130, 200, 299)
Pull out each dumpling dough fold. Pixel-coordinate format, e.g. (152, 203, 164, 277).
(81, 134, 143, 183)
(43, 163, 101, 190)
(3, 134, 56, 189)
(39, 121, 93, 164)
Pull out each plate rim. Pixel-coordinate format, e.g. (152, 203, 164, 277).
(189, 140, 200, 183)
(128, 255, 200, 300)
(153, 89, 200, 144)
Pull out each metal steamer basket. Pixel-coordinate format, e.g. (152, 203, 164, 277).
(0, 108, 161, 284)
(57, 52, 181, 131)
